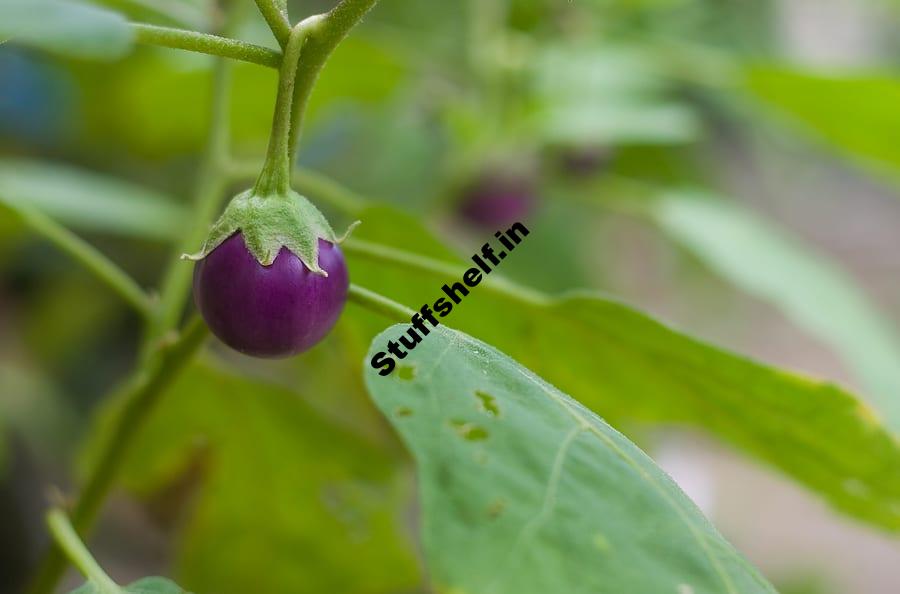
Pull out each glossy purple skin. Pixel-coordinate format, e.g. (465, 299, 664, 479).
(193, 233, 349, 358)
(458, 175, 535, 229)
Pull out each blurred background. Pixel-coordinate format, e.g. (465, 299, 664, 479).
(2, 0, 900, 592)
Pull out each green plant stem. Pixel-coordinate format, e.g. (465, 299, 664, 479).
(28, 317, 209, 594)
(288, 0, 379, 156)
(343, 238, 550, 306)
(227, 160, 366, 214)
(348, 283, 416, 321)
(253, 0, 291, 48)
(29, 52, 233, 594)
(2, 203, 153, 318)
(145, 58, 232, 351)
(45, 509, 119, 594)
(254, 23, 312, 196)
(132, 23, 282, 67)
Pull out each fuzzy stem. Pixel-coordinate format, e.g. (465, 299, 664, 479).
(1, 203, 154, 318)
(348, 283, 416, 321)
(27, 317, 208, 594)
(288, 0, 379, 157)
(253, 0, 292, 48)
(343, 238, 550, 306)
(45, 509, 120, 594)
(253, 23, 311, 196)
(132, 23, 282, 67)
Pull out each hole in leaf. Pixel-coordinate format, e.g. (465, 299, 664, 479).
(449, 419, 489, 441)
(395, 406, 414, 418)
(397, 365, 416, 380)
(474, 390, 500, 417)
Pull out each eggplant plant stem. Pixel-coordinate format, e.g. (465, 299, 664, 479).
(288, 0, 379, 157)
(254, 23, 312, 196)
(27, 317, 209, 594)
(343, 239, 550, 306)
(46, 509, 120, 594)
(28, 4, 383, 592)
(253, 0, 292, 48)
(27, 56, 232, 594)
(132, 23, 282, 67)
(348, 284, 417, 321)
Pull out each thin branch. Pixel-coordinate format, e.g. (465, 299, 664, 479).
(288, 0, 380, 156)
(253, 23, 313, 196)
(347, 283, 416, 321)
(253, 0, 292, 48)
(343, 238, 550, 306)
(27, 55, 234, 594)
(1, 202, 153, 318)
(45, 509, 119, 594)
(27, 316, 209, 594)
(132, 23, 281, 68)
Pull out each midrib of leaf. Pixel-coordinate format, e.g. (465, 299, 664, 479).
(505, 353, 749, 594)
(429, 329, 761, 594)
(486, 425, 584, 594)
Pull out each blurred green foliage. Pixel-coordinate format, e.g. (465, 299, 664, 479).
(82, 361, 419, 593)
(2, 0, 900, 593)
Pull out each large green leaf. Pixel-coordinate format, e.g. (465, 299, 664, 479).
(653, 192, 900, 428)
(745, 66, 900, 177)
(0, 159, 188, 240)
(0, 0, 134, 60)
(365, 324, 778, 594)
(345, 206, 900, 532)
(71, 576, 189, 594)
(82, 361, 420, 594)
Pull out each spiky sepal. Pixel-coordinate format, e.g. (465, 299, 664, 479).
(184, 189, 358, 276)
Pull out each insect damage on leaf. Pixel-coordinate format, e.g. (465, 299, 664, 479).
(365, 324, 779, 594)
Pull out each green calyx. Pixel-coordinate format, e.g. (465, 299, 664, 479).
(183, 189, 358, 275)
(184, 21, 359, 276)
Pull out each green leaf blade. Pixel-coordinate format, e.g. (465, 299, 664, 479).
(346, 206, 900, 533)
(653, 192, 900, 428)
(0, 0, 134, 60)
(365, 325, 778, 594)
